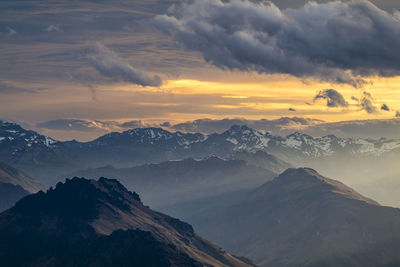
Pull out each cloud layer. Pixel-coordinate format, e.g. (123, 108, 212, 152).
(169, 117, 400, 139)
(91, 43, 162, 87)
(155, 0, 400, 86)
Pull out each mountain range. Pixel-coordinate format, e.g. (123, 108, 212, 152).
(163, 168, 400, 267)
(0, 177, 254, 267)
(70, 155, 282, 208)
(2, 120, 399, 186)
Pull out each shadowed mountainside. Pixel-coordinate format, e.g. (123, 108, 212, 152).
(0, 177, 254, 267)
(163, 168, 400, 267)
(0, 161, 43, 212)
(70, 156, 278, 208)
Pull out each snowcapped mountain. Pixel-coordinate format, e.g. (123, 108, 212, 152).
(1, 120, 399, 185)
(0, 121, 84, 184)
(0, 121, 57, 151)
(205, 125, 400, 158)
(89, 127, 206, 148)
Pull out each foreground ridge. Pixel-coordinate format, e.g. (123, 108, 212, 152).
(0, 177, 253, 267)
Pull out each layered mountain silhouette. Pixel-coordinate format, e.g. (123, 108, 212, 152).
(164, 168, 400, 267)
(0, 177, 254, 267)
(0, 161, 42, 212)
(230, 150, 292, 174)
(71, 156, 278, 208)
(2, 120, 399, 187)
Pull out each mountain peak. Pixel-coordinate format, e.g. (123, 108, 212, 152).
(1, 176, 253, 267)
(272, 168, 379, 205)
(279, 167, 321, 179)
(13, 177, 141, 222)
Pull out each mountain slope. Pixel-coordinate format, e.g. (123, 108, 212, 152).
(0, 161, 42, 193)
(71, 157, 275, 208)
(0, 121, 85, 185)
(0, 182, 29, 212)
(230, 150, 292, 174)
(0, 161, 42, 212)
(164, 168, 400, 267)
(0, 177, 253, 267)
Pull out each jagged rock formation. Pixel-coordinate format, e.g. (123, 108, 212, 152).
(0, 177, 253, 267)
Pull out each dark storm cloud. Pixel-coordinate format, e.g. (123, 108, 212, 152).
(90, 43, 162, 87)
(313, 89, 348, 108)
(381, 104, 390, 111)
(155, 0, 400, 86)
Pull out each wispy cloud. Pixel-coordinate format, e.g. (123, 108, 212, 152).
(353, 92, 378, 114)
(6, 27, 17, 36)
(44, 25, 62, 32)
(0, 82, 45, 94)
(90, 42, 162, 87)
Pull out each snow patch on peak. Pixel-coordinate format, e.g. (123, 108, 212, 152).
(227, 137, 239, 145)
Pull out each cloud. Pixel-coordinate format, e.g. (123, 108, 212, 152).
(0, 82, 45, 94)
(155, 0, 400, 87)
(36, 119, 119, 132)
(36, 119, 146, 132)
(90, 42, 162, 87)
(381, 104, 390, 111)
(44, 25, 62, 32)
(355, 91, 378, 114)
(88, 84, 97, 101)
(170, 117, 323, 134)
(119, 120, 144, 129)
(7, 27, 17, 36)
(169, 117, 400, 139)
(303, 118, 400, 139)
(313, 89, 348, 108)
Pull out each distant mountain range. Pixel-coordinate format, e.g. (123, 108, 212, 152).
(163, 168, 400, 267)
(70, 155, 282, 208)
(1, 120, 400, 187)
(0, 161, 42, 212)
(0, 177, 254, 267)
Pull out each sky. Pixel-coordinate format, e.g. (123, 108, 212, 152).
(1, 0, 400, 140)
